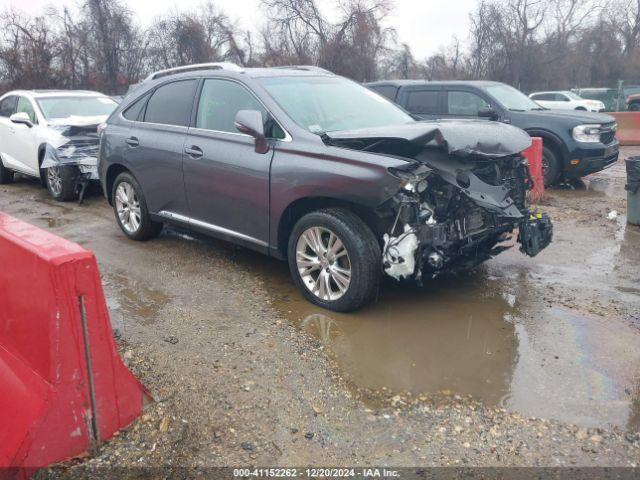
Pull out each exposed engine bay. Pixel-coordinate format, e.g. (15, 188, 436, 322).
(324, 120, 553, 282)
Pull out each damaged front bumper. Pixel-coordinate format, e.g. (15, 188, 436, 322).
(323, 120, 554, 282)
(41, 142, 99, 180)
(40, 121, 103, 181)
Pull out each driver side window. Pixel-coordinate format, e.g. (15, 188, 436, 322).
(447, 91, 490, 116)
(196, 79, 284, 139)
(16, 97, 38, 124)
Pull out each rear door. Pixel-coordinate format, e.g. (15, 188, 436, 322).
(182, 78, 279, 248)
(120, 79, 198, 216)
(398, 87, 443, 120)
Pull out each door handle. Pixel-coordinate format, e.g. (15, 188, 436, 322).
(184, 145, 203, 158)
(125, 136, 139, 147)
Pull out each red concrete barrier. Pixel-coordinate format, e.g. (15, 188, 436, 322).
(0, 212, 150, 477)
(523, 137, 544, 203)
(609, 111, 640, 146)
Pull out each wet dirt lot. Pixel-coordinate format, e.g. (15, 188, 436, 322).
(2, 149, 640, 472)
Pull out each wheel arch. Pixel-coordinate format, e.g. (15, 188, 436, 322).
(276, 196, 384, 260)
(105, 163, 133, 205)
(524, 129, 565, 163)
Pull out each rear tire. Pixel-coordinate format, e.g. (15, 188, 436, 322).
(287, 208, 381, 312)
(542, 144, 561, 186)
(46, 165, 79, 201)
(629, 102, 640, 111)
(0, 157, 13, 184)
(112, 172, 163, 241)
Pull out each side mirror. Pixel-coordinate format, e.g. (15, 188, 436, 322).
(10, 112, 33, 128)
(235, 110, 269, 154)
(478, 107, 499, 121)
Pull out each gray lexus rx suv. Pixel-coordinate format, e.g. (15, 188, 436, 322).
(98, 63, 552, 312)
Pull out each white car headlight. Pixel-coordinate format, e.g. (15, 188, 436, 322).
(573, 124, 601, 143)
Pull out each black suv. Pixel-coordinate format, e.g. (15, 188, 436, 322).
(366, 80, 619, 185)
(99, 64, 552, 311)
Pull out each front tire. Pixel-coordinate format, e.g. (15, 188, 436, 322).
(287, 208, 381, 312)
(112, 172, 163, 241)
(0, 157, 13, 184)
(46, 165, 79, 201)
(629, 103, 640, 111)
(542, 144, 561, 186)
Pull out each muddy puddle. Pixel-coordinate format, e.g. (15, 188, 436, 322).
(550, 174, 625, 200)
(103, 271, 171, 332)
(261, 249, 640, 430)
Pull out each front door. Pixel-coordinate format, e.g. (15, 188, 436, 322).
(441, 89, 493, 120)
(183, 78, 277, 248)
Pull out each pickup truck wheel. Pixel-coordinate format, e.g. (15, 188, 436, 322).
(542, 145, 561, 186)
(288, 208, 381, 312)
(0, 157, 14, 184)
(46, 165, 79, 201)
(112, 172, 163, 241)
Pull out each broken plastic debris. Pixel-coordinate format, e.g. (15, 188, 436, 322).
(383, 225, 419, 280)
(607, 210, 618, 220)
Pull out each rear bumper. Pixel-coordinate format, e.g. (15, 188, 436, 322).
(565, 141, 619, 178)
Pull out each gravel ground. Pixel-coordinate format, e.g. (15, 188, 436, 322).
(1, 148, 639, 477)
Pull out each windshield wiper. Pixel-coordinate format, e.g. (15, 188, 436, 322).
(509, 108, 526, 112)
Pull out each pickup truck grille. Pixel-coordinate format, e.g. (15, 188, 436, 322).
(600, 123, 616, 145)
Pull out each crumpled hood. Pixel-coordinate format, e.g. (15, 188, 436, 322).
(47, 115, 107, 138)
(48, 115, 108, 128)
(325, 120, 532, 158)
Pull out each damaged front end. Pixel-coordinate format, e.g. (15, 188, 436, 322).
(325, 121, 553, 282)
(41, 120, 103, 203)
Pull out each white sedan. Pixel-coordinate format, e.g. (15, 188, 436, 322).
(0, 90, 117, 200)
(529, 91, 605, 112)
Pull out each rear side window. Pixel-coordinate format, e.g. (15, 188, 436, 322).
(123, 93, 150, 121)
(144, 80, 198, 127)
(406, 90, 439, 114)
(0, 96, 17, 117)
(371, 85, 398, 102)
(447, 91, 490, 116)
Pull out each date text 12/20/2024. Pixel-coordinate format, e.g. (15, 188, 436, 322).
(233, 468, 400, 478)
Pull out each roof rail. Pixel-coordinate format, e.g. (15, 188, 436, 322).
(273, 65, 333, 74)
(143, 62, 244, 82)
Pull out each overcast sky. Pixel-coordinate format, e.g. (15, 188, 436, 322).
(7, 0, 477, 59)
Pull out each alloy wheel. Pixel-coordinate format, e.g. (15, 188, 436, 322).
(296, 226, 351, 301)
(47, 167, 63, 196)
(115, 181, 142, 234)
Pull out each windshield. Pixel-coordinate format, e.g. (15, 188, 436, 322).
(258, 76, 413, 133)
(485, 84, 543, 111)
(37, 96, 117, 121)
